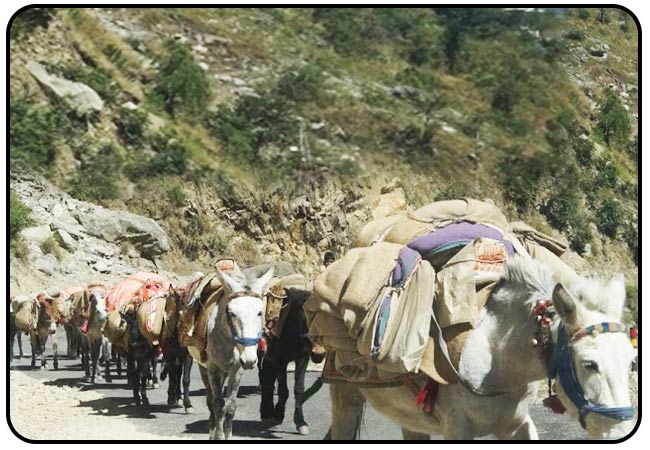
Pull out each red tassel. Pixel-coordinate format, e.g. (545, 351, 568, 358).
(415, 378, 439, 414)
(543, 395, 566, 414)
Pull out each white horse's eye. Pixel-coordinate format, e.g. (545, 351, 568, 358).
(582, 361, 599, 372)
(228, 311, 236, 318)
(257, 311, 263, 317)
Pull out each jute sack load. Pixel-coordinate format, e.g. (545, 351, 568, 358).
(136, 296, 168, 345)
(309, 243, 403, 339)
(265, 273, 309, 338)
(413, 198, 510, 231)
(509, 221, 568, 256)
(357, 258, 435, 374)
(355, 214, 403, 247)
(14, 300, 36, 332)
(104, 309, 129, 350)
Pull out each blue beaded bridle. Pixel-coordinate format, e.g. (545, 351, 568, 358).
(548, 322, 635, 429)
(226, 290, 264, 347)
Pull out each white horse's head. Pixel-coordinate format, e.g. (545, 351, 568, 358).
(551, 275, 636, 440)
(216, 266, 274, 369)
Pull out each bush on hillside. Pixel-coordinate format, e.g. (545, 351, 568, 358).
(10, 191, 32, 238)
(598, 88, 630, 146)
(148, 133, 189, 175)
(596, 198, 624, 238)
(274, 64, 324, 103)
(68, 145, 123, 201)
(114, 107, 148, 147)
(154, 41, 212, 116)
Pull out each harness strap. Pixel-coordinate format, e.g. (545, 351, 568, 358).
(429, 310, 509, 397)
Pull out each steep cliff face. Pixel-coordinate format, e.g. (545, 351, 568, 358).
(9, 8, 637, 312)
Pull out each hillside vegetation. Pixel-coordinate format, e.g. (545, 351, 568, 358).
(9, 7, 638, 317)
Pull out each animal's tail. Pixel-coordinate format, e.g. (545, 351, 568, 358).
(301, 376, 323, 404)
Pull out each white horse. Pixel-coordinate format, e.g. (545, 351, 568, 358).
(329, 258, 636, 440)
(198, 266, 274, 440)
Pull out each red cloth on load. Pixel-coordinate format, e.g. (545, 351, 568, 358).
(105, 273, 169, 312)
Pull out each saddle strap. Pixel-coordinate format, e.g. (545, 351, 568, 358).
(429, 310, 509, 397)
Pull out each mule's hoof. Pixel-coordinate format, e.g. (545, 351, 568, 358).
(135, 399, 141, 406)
(40, 366, 46, 371)
(261, 418, 278, 428)
(153, 382, 160, 389)
(142, 399, 150, 407)
(185, 407, 194, 414)
(297, 425, 310, 435)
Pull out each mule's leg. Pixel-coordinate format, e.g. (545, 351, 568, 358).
(52, 330, 58, 370)
(402, 428, 430, 440)
(103, 339, 112, 383)
(82, 337, 91, 378)
(40, 334, 47, 369)
(90, 338, 100, 383)
(139, 357, 150, 406)
(30, 333, 37, 369)
(494, 414, 539, 440)
(130, 354, 141, 405)
(273, 362, 289, 425)
(199, 365, 215, 434)
(293, 355, 309, 435)
(182, 352, 193, 413)
(151, 355, 159, 388)
(206, 367, 227, 440)
(259, 358, 277, 426)
(18, 331, 24, 358)
(329, 383, 366, 440)
(167, 354, 180, 407)
(223, 367, 243, 440)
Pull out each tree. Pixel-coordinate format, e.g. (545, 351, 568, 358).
(155, 42, 212, 117)
(598, 89, 630, 146)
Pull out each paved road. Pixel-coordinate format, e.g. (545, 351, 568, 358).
(9, 332, 588, 440)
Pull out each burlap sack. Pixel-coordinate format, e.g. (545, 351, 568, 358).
(311, 247, 365, 311)
(355, 214, 402, 247)
(524, 240, 578, 288)
(358, 259, 435, 374)
(136, 296, 167, 345)
(383, 215, 434, 244)
(413, 198, 510, 231)
(14, 300, 35, 332)
(434, 237, 507, 329)
(509, 221, 568, 256)
(104, 310, 128, 346)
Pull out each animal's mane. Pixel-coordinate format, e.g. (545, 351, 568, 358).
(497, 256, 555, 306)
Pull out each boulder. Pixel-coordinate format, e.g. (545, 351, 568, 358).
(75, 206, 171, 256)
(53, 229, 76, 251)
(26, 61, 104, 113)
(35, 254, 57, 275)
(19, 225, 52, 246)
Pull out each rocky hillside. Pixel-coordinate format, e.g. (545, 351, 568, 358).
(8, 8, 638, 317)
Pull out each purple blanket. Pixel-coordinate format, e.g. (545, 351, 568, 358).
(407, 222, 515, 256)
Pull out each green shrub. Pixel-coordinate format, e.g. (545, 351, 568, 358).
(40, 236, 63, 260)
(541, 185, 583, 231)
(154, 41, 212, 116)
(623, 222, 638, 265)
(598, 89, 630, 146)
(628, 135, 638, 160)
(574, 139, 594, 167)
(274, 64, 324, 103)
(114, 107, 148, 147)
(597, 8, 611, 24)
(206, 95, 297, 163)
(500, 152, 548, 213)
(10, 191, 32, 238)
(577, 9, 591, 20)
(595, 158, 620, 189)
(545, 119, 570, 149)
(10, 98, 63, 170)
(394, 67, 439, 92)
(569, 221, 593, 254)
(388, 122, 436, 155)
(68, 145, 123, 201)
(167, 185, 186, 206)
(596, 198, 624, 238)
(148, 134, 188, 175)
(10, 8, 54, 40)
(565, 30, 585, 41)
(312, 8, 375, 56)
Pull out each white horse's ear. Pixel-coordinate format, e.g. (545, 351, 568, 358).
(216, 267, 245, 294)
(602, 274, 626, 319)
(249, 268, 274, 296)
(553, 283, 587, 330)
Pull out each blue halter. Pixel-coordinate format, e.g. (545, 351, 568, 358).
(548, 323, 635, 429)
(228, 290, 263, 347)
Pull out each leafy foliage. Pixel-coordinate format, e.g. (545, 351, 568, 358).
(147, 133, 189, 175)
(598, 88, 630, 146)
(114, 107, 148, 147)
(596, 198, 624, 238)
(68, 145, 123, 201)
(274, 64, 324, 103)
(154, 41, 212, 116)
(10, 191, 33, 238)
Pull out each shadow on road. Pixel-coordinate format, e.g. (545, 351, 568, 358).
(236, 385, 260, 398)
(78, 396, 172, 419)
(183, 419, 283, 439)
